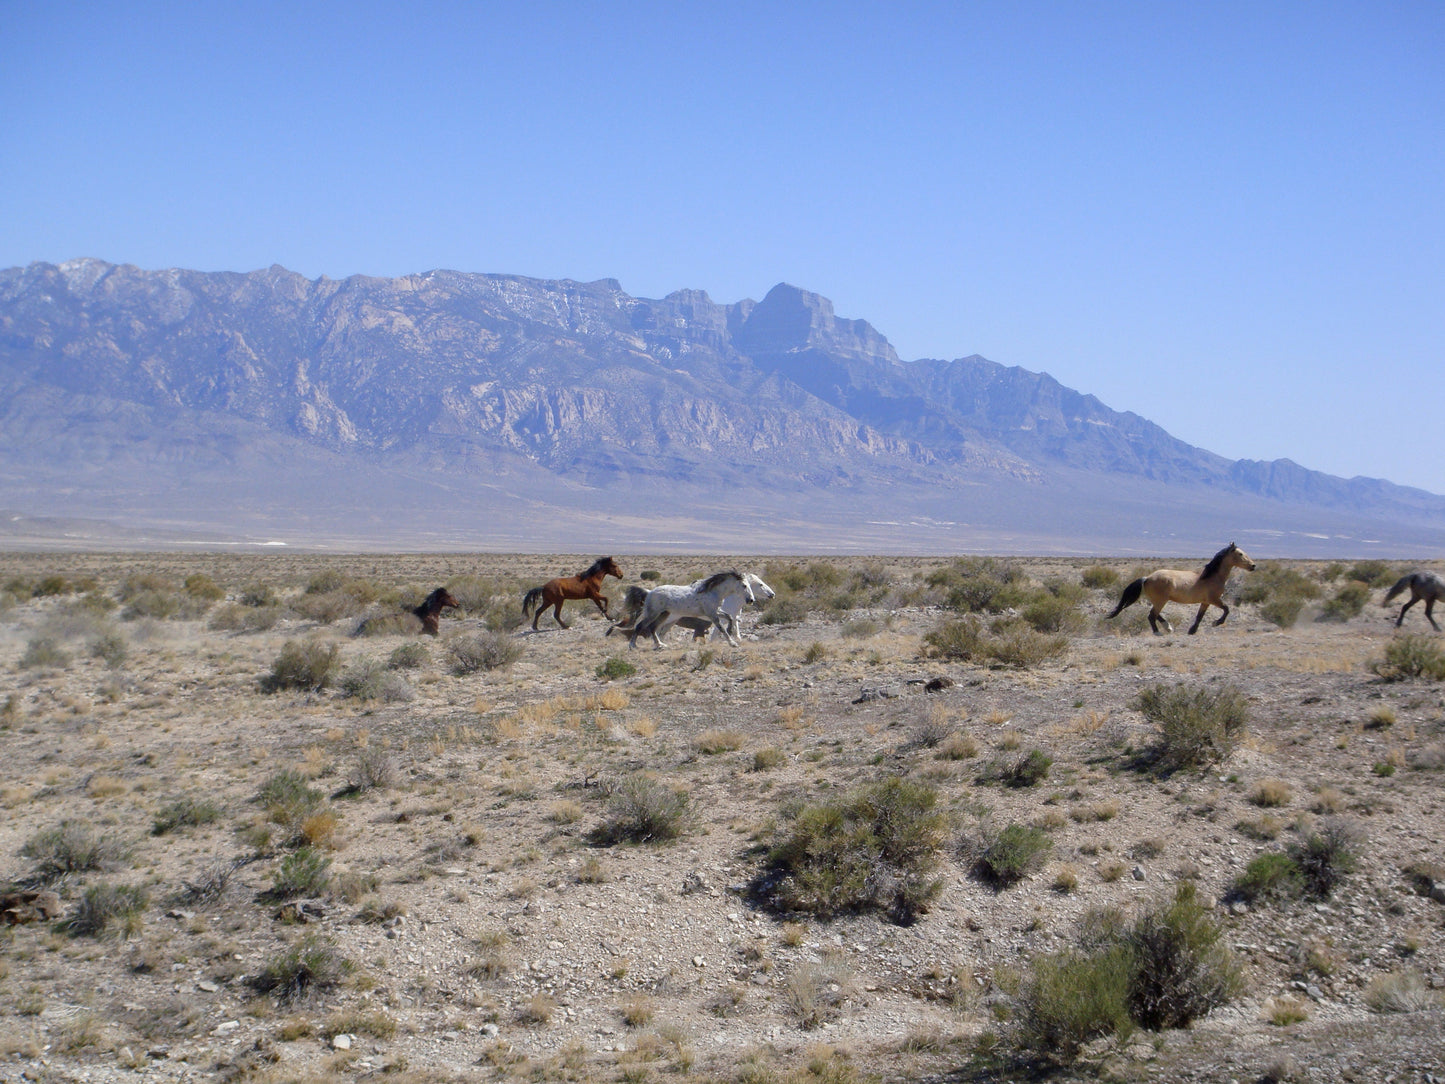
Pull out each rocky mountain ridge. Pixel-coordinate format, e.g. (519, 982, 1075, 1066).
(2, 259, 1441, 553)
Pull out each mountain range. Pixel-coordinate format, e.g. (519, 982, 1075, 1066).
(2, 258, 1442, 555)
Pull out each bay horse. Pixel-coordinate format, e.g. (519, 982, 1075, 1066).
(522, 557, 623, 630)
(1382, 570, 1445, 631)
(413, 587, 460, 636)
(1107, 542, 1256, 635)
(628, 571, 754, 649)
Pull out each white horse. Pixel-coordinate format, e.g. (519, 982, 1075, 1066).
(629, 571, 755, 649)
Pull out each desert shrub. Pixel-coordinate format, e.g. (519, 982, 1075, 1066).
(1125, 883, 1241, 1029)
(924, 616, 1068, 669)
(1234, 853, 1304, 903)
(1318, 581, 1370, 622)
(1020, 587, 1087, 634)
(251, 936, 352, 1003)
(759, 594, 810, 626)
(1347, 560, 1396, 588)
(1290, 819, 1360, 899)
(1017, 884, 1238, 1063)
(639, 569, 661, 581)
(695, 729, 745, 754)
(590, 775, 690, 845)
(209, 602, 283, 632)
(386, 642, 429, 669)
(68, 882, 149, 938)
(1259, 594, 1306, 629)
(22, 821, 128, 881)
(339, 659, 409, 702)
(89, 629, 129, 669)
(152, 797, 222, 836)
(256, 769, 324, 841)
(973, 822, 1052, 886)
(348, 748, 396, 794)
(450, 631, 524, 674)
(756, 777, 947, 924)
(928, 557, 1031, 613)
(271, 846, 333, 899)
(262, 640, 340, 692)
(1371, 635, 1445, 681)
(595, 656, 636, 681)
(1239, 566, 1321, 606)
(981, 749, 1053, 788)
(1133, 682, 1249, 773)
(1248, 779, 1292, 807)
(34, 574, 73, 596)
(1017, 945, 1135, 1058)
(183, 573, 226, 601)
(1081, 565, 1119, 589)
(239, 582, 278, 607)
(1364, 969, 1441, 1013)
(291, 588, 368, 624)
(20, 636, 71, 669)
(752, 747, 787, 772)
(305, 570, 346, 595)
(841, 617, 882, 638)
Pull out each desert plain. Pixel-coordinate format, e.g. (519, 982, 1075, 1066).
(0, 550, 1442, 1084)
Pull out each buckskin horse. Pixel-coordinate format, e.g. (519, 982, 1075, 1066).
(1107, 542, 1257, 635)
(522, 557, 623, 630)
(1382, 570, 1445, 631)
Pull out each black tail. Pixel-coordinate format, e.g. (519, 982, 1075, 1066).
(1382, 574, 1412, 606)
(521, 587, 543, 618)
(1108, 578, 1144, 619)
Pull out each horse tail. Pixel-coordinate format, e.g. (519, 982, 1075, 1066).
(521, 587, 543, 618)
(1108, 578, 1145, 619)
(1382, 574, 1413, 606)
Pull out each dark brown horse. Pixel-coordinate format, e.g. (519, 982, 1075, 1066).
(413, 587, 460, 636)
(522, 557, 623, 630)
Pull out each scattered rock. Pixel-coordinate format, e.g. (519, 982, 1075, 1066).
(1, 890, 62, 925)
(331, 1034, 352, 1050)
(923, 676, 955, 692)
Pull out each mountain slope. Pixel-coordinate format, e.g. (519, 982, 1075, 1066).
(1, 259, 1441, 554)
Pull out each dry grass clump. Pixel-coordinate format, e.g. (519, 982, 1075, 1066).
(68, 882, 149, 938)
(1248, 779, 1293, 807)
(151, 796, 222, 836)
(20, 636, 71, 670)
(1364, 969, 1442, 1013)
(695, 729, 746, 755)
(262, 639, 341, 692)
(783, 957, 858, 1030)
(250, 936, 353, 1004)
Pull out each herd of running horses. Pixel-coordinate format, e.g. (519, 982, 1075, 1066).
(398, 545, 1445, 644)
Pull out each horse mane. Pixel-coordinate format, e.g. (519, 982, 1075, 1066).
(697, 570, 742, 593)
(582, 557, 616, 578)
(1199, 543, 1235, 579)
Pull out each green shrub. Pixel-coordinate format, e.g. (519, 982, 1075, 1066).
(1134, 682, 1249, 773)
(89, 629, 129, 669)
(262, 640, 341, 692)
(927, 557, 1031, 613)
(1318, 581, 1370, 622)
(348, 748, 396, 793)
(1259, 593, 1306, 629)
(34, 574, 73, 596)
(1238, 566, 1321, 606)
(1371, 635, 1445, 681)
(1290, 820, 1359, 900)
(292, 589, 365, 624)
(974, 822, 1052, 886)
(639, 569, 661, 581)
(239, 582, 278, 607)
(924, 616, 1068, 669)
(271, 846, 333, 899)
(590, 775, 691, 845)
(981, 749, 1053, 788)
(210, 602, 284, 632)
(152, 797, 222, 836)
(595, 656, 636, 681)
(305, 570, 347, 595)
(256, 769, 324, 840)
(1235, 852, 1304, 903)
(759, 594, 810, 626)
(752, 747, 787, 772)
(68, 882, 149, 938)
(757, 777, 947, 924)
(450, 632, 524, 674)
(1020, 588, 1087, 634)
(251, 936, 353, 1003)
(1081, 566, 1119, 589)
(22, 821, 128, 881)
(1018, 945, 1135, 1057)
(1017, 885, 1239, 1064)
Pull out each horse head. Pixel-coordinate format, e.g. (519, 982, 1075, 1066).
(420, 587, 460, 616)
(743, 573, 776, 605)
(1228, 543, 1257, 572)
(597, 557, 624, 580)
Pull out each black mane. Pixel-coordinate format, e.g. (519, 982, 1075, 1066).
(582, 556, 617, 578)
(698, 570, 742, 593)
(1199, 543, 1235, 579)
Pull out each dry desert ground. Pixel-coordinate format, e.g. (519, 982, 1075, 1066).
(0, 551, 1443, 1084)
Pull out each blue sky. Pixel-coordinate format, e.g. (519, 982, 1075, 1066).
(4, 2, 1442, 492)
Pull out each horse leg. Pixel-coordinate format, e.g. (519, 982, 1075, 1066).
(591, 591, 610, 620)
(1212, 600, 1230, 627)
(1398, 599, 1417, 627)
(714, 613, 740, 647)
(553, 600, 569, 629)
(1148, 607, 1169, 635)
(1426, 598, 1441, 632)
(1188, 603, 1209, 635)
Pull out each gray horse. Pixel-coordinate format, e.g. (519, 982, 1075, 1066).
(1382, 571, 1445, 631)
